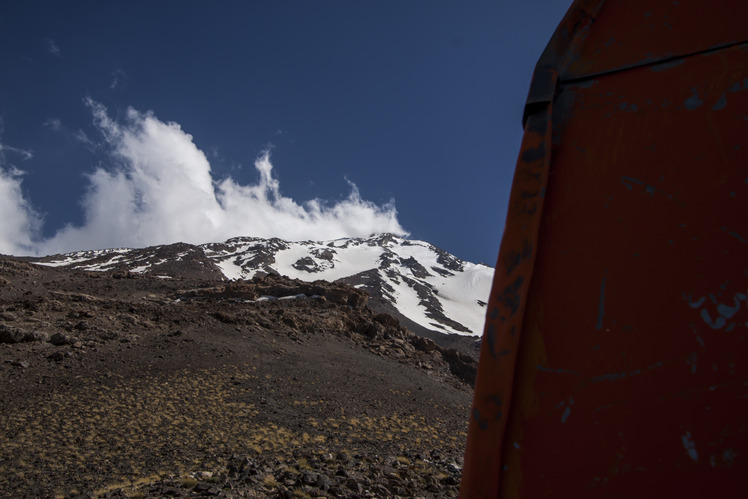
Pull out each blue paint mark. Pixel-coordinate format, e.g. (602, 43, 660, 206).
(729, 232, 747, 244)
(522, 143, 546, 163)
(594, 371, 638, 382)
(561, 397, 574, 424)
(713, 94, 727, 110)
(684, 89, 703, 110)
(596, 270, 609, 330)
(504, 240, 533, 275)
(688, 296, 706, 309)
(701, 308, 726, 329)
(688, 352, 698, 374)
(682, 432, 699, 462)
(561, 406, 571, 424)
(728, 78, 748, 93)
(717, 299, 741, 319)
(473, 408, 488, 430)
(497, 276, 524, 317)
(591, 361, 664, 383)
(621, 176, 642, 190)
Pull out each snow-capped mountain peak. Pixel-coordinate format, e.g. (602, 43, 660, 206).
(33, 234, 494, 337)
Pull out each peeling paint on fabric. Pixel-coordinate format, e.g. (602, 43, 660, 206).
(591, 361, 665, 383)
(728, 78, 748, 93)
(688, 296, 706, 308)
(695, 290, 746, 330)
(682, 432, 699, 461)
(561, 405, 572, 424)
(473, 408, 488, 430)
(684, 88, 703, 110)
(621, 176, 643, 190)
(728, 231, 747, 244)
(561, 397, 574, 424)
(722, 448, 737, 465)
(521, 143, 546, 164)
(504, 239, 533, 275)
(717, 298, 741, 319)
(701, 308, 727, 329)
(489, 307, 500, 320)
(687, 352, 698, 374)
(497, 276, 524, 317)
(713, 94, 727, 110)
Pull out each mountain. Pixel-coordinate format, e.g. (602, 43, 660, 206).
(0, 253, 474, 497)
(31, 234, 494, 348)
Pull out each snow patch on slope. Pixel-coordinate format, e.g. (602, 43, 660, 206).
(35, 234, 494, 336)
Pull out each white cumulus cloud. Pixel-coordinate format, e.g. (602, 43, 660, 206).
(3, 102, 408, 256)
(0, 154, 42, 255)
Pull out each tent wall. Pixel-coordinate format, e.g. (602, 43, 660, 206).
(461, 0, 748, 496)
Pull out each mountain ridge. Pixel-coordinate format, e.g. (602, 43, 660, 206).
(30, 234, 493, 347)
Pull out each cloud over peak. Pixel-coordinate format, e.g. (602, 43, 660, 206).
(0, 102, 408, 256)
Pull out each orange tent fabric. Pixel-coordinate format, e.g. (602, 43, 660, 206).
(461, 0, 748, 496)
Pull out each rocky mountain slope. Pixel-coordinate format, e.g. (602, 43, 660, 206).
(31, 234, 493, 346)
(0, 255, 476, 497)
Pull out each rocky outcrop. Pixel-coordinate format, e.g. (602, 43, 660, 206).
(106, 448, 463, 498)
(0, 325, 49, 344)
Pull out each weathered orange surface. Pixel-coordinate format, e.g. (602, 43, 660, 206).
(461, 0, 748, 497)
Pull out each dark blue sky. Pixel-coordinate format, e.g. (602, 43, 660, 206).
(0, 1, 571, 264)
